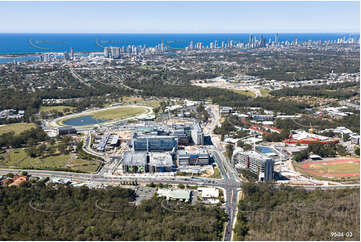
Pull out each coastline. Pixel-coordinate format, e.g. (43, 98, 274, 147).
(0, 50, 100, 58)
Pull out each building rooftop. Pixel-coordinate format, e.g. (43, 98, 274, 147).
(110, 135, 119, 145)
(178, 149, 209, 157)
(149, 152, 173, 167)
(58, 126, 75, 131)
(122, 151, 147, 166)
(157, 188, 191, 201)
(239, 150, 272, 162)
(197, 187, 219, 198)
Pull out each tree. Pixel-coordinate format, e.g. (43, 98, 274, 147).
(7, 173, 14, 178)
(226, 144, 234, 161)
(25, 147, 38, 158)
(355, 147, 360, 156)
(294, 150, 309, 162)
(178, 184, 185, 189)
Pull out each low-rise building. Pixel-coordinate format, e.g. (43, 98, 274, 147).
(220, 106, 233, 115)
(157, 188, 191, 202)
(197, 187, 219, 199)
(58, 126, 77, 136)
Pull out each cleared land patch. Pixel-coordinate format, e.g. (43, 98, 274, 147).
(232, 89, 256, 97)
(39, 105, 75, 113)
(0, 123, 37, 135)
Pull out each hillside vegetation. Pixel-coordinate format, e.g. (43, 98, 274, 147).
(234, 183, 360, 241)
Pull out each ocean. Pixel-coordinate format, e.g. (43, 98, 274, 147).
(0, 33, 359, 64)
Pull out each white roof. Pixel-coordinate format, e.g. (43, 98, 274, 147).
(197, 187, 219, 198)
(158, 188, 191, 201)
(292, 130, 329, 141)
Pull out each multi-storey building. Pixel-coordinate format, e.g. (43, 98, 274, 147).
(177, 149, 209, 166)
(191, 122, 204, 145)
(232, 151, 274, 181)
(132, 134, 177, 151)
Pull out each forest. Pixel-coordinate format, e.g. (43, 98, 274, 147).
(0, 183, 227, 241)
(233, 183, 360, 241)
(275, 114, 360, 134)
(270, 82, 360, 99)
(126, 77, 309, 114)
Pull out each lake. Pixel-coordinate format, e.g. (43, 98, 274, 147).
(62, 115, 107, 126)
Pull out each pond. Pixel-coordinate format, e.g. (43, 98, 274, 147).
(62, 115, 108, 126)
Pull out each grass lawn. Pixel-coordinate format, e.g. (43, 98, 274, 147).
(0, 123, 37, 135)
(209, 167, 222, 179)
(140, 99, 162, 108)
(67, 158, 100, 173)
(260, 89, 271, 97)
(58, 105, 149, 126)
(3, 149, 70, 169)
(2, 149, 99, 172)
(19, 154, 70, 169)
(232, 89, 256, 97)
(3, 149, 29, 166)
(39, 105, 75, 113)
(121, 96, 144, 104)
(307, 162, 360, 174)
(91, 106, 148, 120)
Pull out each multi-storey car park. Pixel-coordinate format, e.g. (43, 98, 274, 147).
(232, 150, 274, 181)
(121, 151, 176, 173)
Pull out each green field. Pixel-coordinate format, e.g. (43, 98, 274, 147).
(307, 162, 360, 174)
(260, 89, 271, 97)
(0, 123, 37, 135)
(232, 89, 256, 97)
(1, 149, 99, 172)
(91, 106, 148, 120)
(39, 105, 75, 113)
(58, 106, 149, 126)
(293, 160, 360, 182)
(67, 158, 100, 173)
(209, 167, 222, 179)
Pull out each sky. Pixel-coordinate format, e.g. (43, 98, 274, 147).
(0, 1, 359, 33)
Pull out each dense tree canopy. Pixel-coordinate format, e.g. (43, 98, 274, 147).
(0, 184, 227, 241)
(234, 183, 360, 241)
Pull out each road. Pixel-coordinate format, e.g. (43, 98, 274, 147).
(205, 104, 242, 241)
(49, 104, 153, 130)
(70, 68, 92, 87)
(6, 102, 358, 241)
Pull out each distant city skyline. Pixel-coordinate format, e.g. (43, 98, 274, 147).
(0, 1, 359, 33)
